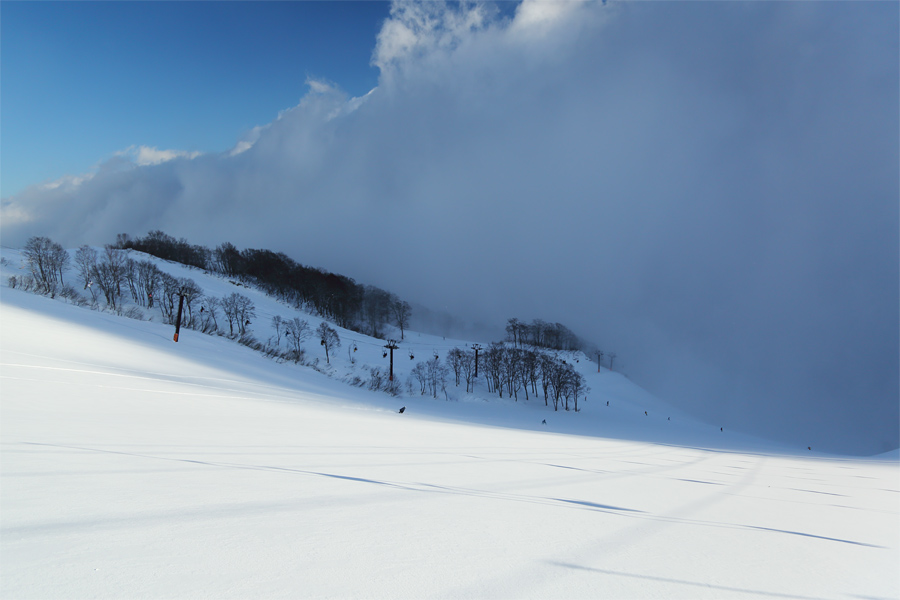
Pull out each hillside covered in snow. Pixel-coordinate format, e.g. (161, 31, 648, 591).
(1, 245, 898, 599)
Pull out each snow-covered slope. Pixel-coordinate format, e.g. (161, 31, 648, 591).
(0, 247, 796, 451)
(1, 249, 898, 599)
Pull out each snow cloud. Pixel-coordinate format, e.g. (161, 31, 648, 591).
(2, 1, 897, 454)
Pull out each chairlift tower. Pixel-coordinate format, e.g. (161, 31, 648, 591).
(173, 293, 185, 342)
(384, 340, 399, 381)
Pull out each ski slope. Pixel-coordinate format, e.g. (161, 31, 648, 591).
(1, 249, 898, 599)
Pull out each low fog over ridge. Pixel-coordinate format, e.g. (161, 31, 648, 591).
(2, 1, 897, 454)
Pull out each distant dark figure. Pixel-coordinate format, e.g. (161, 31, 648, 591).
(606, 401, 609, 406)
(542, 419, 546, 425)
(808, 446, 811, 451)
(399, 407, 406, 414)
(668, 417, 670, 421)
(720, 427, 723, 432)
(644, 411, 647, 416)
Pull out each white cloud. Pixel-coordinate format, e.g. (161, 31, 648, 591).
(229, 125, 266, 157)
(228, 139, 256, 157)
(305, 78, 337, 95)
(0, 199, 35, 227)
(372, 1, 493, 70)
(511, 0, 583, 32)
(38, 172, 96, 192)
(116, 145, 202, 166)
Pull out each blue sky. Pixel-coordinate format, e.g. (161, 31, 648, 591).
(1, 1, 390, 198)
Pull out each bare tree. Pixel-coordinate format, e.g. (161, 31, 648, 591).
(502, 347, 523, 400)
(569, 371, 590, 412)
(50, 242, 70, 287)
(410, 362, 428, 395)
(213, 242, 243, 277)
(134, 260, 162, 307)
(425, 356, 449, 398)
(446, 348, 465, 387)
(221, 292, 254, 336)
(123, 259, 160, 308)
(506, 318, 524, 348)
(93, 246, 128, 309)
(520, 350, 540, 399)
(113, 232, 130, 249)
(238, 295, 256, 334)
(200, 296, 220, 333)
(481, 344, 504, 397)
(222, 292, 250, 335)
(124, 259, 140, 304)
(75, 245, 99, 303)
(392, 299, 412, 340)
(541, 355, 573, 411)
(221, 293, 237, 335)
(271, 315, 285, 347)
(157, 273, 180, 323)
(23, 236, 68, 295)
(178, 278, 203, 328)
(539, 355, 552, 407)
(23, 236, 54, 293)
(460, 349, 476, 393)
(285, 317, 311, 362)
(317, 322, 340, 364)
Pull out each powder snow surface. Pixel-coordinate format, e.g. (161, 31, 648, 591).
(1, 250, 897, 599)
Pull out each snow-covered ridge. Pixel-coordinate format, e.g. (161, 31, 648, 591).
(2, 245, 776, 451)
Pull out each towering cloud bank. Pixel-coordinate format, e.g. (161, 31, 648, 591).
(3, 1, 897, 453)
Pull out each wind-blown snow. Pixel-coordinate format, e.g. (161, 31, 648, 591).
(1, 250, 897, 599)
